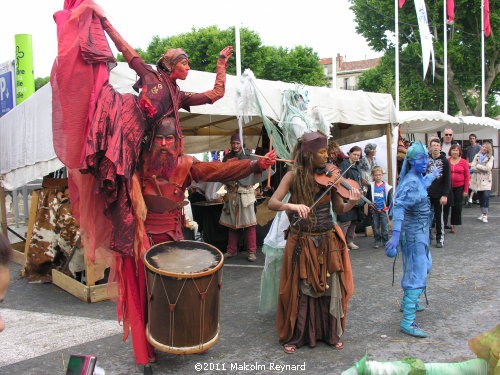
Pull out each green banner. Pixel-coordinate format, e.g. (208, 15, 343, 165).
(15, 34, 35, 104)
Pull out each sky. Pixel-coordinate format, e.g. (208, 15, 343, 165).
(0, 0, 381, 78)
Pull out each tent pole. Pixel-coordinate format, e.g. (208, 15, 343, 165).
(386, 123, 393, 186)
(0, 186, 8, 237)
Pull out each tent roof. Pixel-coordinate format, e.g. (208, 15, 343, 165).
(1, 63, 396, 189)
(398, 110, 500, 133)
(111, 63, 397, 149)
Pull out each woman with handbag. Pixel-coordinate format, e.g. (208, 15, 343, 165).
(470, 142, 494, 223)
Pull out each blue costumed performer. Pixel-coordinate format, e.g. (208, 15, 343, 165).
(385, 142, 441, 338)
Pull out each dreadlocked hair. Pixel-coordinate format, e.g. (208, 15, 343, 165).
(290, 140, 316, 209)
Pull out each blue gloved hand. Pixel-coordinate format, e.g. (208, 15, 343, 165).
(431, 165, 442, 180)
(385, 230, 400, 258)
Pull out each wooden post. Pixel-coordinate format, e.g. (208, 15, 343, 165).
(386, 123, 394, 185)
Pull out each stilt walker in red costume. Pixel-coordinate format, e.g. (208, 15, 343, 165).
(51, 2, 276, 374)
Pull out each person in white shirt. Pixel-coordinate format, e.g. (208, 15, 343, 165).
(441, 128, 455, 155)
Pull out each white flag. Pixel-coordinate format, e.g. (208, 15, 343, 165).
(414, 0, 435, 80)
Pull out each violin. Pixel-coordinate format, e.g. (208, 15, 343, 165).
(314, 163, 376, 208)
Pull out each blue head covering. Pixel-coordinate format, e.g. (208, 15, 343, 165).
(399, 141, 428, 181)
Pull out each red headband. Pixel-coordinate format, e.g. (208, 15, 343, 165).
(301, 132, 327, 154)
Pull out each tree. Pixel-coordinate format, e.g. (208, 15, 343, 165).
(117, 26, 328, 87)
(35, 76, 49, 91)
(351, 0, 499, 117)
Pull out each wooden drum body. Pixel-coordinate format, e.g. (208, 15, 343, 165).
(144, 241, 224, 354)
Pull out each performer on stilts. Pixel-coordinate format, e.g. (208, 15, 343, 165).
(51, 2, 276, 373)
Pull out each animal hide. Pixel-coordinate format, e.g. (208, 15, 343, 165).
(25, 186, 84, 282)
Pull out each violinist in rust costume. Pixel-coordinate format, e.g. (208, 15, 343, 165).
(268, 131, 361, 354)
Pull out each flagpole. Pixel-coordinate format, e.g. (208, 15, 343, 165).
(332, 54, 337, 89)
(395, 0, 400, 111)
(481, 0, 485, 117)
(235, 23, 242, 78)
(443, 0, 448, 115)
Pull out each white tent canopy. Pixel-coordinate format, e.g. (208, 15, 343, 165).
(112, 63, 397, 148)
(1, 63, 397, 190)
(398, 110, 500, 133)
(0, 84, 64, 191)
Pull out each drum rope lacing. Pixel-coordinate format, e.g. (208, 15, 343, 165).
(158, 275, 188, 347)
(191, 272, 217, 348)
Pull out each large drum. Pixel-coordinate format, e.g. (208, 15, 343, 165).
(144, 240, 224, 354)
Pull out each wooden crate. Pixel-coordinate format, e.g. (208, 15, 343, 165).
(51, 269, 116, 303)
(10, 241, 26, 266)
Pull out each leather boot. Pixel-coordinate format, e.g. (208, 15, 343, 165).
(400, 289, 428, 338)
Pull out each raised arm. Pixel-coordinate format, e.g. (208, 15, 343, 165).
(204, 46, 233, 102)
(190, 150, 276, 183)
(181, 46, 233, 108)
(101, 18, 139, 64)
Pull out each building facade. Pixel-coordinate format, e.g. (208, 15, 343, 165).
(320, 53, 380, 90)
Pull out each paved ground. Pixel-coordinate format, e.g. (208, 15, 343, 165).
(1, 200, 499, 375)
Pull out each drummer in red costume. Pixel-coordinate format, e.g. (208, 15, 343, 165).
(51, 2, 276, 374)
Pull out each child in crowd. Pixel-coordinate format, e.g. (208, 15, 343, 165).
(366, 166, 393, 248)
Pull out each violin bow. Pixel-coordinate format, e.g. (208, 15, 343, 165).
(267, 134, 273, 189)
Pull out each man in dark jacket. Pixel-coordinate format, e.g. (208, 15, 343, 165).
(427, 138, 451, 248)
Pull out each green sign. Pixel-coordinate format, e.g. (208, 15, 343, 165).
(15, 34, 35, 104)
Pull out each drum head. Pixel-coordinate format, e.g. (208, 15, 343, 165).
(145, 240, 223, 277)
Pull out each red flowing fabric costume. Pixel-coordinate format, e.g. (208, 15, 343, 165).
(51, 0, 264, 365)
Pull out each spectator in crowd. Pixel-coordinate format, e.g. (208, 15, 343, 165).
(441, 128, 457, 155)
(470, 142, 494, 223)
(466, 134, 481, 163)
(444, 145, 470, 233)
(327, 139, 348, 167)
(427, 138, 451, 248)
(220, 134, 260, 261)
(0, 234, 12, 333)
(366, 166, 393, 249)
(359, 143, 377, 186)
(337, 146, 365, 250)
(396, 134, 410, 177)
(466, 134, 482, 206)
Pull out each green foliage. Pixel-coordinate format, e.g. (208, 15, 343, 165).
(35, 76, 49, 91)
(125, 26, 328, 86)
(352, 0, 499, 116)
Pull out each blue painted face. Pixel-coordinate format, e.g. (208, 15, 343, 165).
(410, 153, 429, 174)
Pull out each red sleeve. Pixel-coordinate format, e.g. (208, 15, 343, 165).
(190, 159, 261, 182)
(180, 56, 227, 110)
(462, 159, 470, 195)
(129, 57, 157, 79)
(180, 92, 212, 111)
